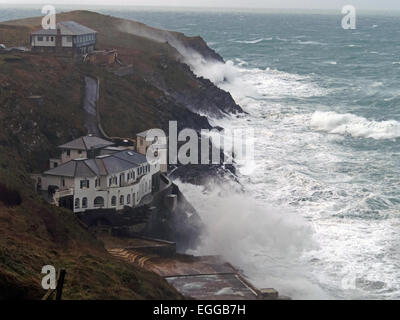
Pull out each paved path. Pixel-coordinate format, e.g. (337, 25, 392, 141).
(83, 76, 102, 137)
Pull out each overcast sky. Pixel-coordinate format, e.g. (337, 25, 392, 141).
(0, 0, 398, 11)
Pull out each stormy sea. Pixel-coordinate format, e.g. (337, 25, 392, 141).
(3, 7, 400, 299)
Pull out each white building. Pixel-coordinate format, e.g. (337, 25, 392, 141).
(30, 21, 97, 54)
(37, 136, 161, 213)
(136, 130, 168, 173)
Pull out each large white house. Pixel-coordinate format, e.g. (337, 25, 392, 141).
(30, 21, 97, 54)
(36, 135, 161, 213)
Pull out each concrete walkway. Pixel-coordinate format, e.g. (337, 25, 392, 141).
(104, 236, 282, 300)
(83, 76, 102, 137)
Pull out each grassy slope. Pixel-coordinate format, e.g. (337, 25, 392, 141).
(1, 10, 218, 136)
(0, 55, 182, 299)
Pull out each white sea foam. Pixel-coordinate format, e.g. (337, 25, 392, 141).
(297, 40, 326, 45)
(187, 57, 327, 104)
(176, 48, 400, 299)
(233, 38, 272, 44)
(310, 111, 400, 140)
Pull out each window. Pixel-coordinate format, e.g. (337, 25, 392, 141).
(66, 36, 72, 42)
(120, 195, 124, 205)
(75, 198, 80, 209)
(95, 178, 99, 188)
(78, 150, 82, 155)
(66, 149, 70, 156)
(50, 37, 54, 41)
(80, 180, 89, 189)
(37, 36, 43, 41)
(46, 36, 49, 41)
(94, 197, 104, 208)
(111, 196, 116, 206)
(109, 178, 112, 186)
(62, 179, 65, 187)
(127, 194, 131, 204)
(132, 193, 136, 205)
(54, 163, 58, 168)
(82, 197, 88, 208)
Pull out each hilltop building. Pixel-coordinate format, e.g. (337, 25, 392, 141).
(30, 21, 97, 54)
(34, 135, 161, 213)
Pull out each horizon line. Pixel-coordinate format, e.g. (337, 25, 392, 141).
(0, 3, 399, 13)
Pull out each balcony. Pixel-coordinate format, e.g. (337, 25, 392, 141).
(54, 188, 74, 201)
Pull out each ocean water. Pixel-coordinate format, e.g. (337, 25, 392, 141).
(2, 8, 400, 299)
(109, 10, 400, 300)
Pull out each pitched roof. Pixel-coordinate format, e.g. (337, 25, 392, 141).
(31, 21, 97, 36)
(58, 136, 114, 151)
(113, 150, 148, 165)
(43, 150, 149, 178)
(44, 158, 97, 178)
(136, 130, 149, 138)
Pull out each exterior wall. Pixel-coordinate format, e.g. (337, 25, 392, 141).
(136, 136, 151, 155)
(137, 136, 168, 173)
(61, 149, 87, 163)
(41, 175, 74, 191)
(61, 36, 73, 47)
(49, 158, 61, 169)
(72, 172, 153, 213)
(31, 33, 96, 53)
(31, 35, 56, 47)
(74, 34, 96, 47)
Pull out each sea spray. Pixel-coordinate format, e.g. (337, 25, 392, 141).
(176, 180, 329, 299)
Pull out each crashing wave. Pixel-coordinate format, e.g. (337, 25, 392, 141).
(310, 111, 400, 140)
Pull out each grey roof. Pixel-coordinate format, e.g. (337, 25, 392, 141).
(58, 136, 114, 151)
(31, 21, 97, 36)
(99, 146, 130, 156)
(44, 159, 97, 178)
(43, 150, 148, 178)
(113, 150, 148, 165)
(136, 130, 149, 138)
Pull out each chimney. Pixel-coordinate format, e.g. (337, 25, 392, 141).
(56, 25, 62, 49)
